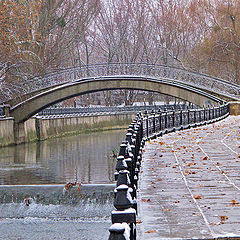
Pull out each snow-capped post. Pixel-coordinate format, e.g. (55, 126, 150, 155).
(119, 143, 127, 157)
(116, 156, 128, 172)
(112, 184, 136, 240)
(116, 170, 131, 187)
(108, 223, 130, 240)
(115, 156, 128, 181)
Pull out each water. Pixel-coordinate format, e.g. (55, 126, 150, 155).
(0, 130, 126, 239)
(0, 129, 126, 185)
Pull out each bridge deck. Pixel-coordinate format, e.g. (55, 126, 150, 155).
(137, 116, 240, 239)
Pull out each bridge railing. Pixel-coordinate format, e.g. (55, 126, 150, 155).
(108, 103, 229, 239)
(11, 63, 239, 102)
(37, 104, 189, 116)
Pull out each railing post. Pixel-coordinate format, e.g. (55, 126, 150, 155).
(159, 111, 162, 131)
(165, 112, 168, 129)
(208, 106, 211, 120)
(153, 112, 156, 133)
(144, 111, 149, 138)
(112, 185, 136, 240)
(180, 110, 183, 126)
(2, 104, 10, 117)
(172, 111, 175, 128)
(204, 107, 206, 122)
(109, 223, 130, 240)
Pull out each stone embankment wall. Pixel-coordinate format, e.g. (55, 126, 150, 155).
(0, 113, 134, 147)
(36, 113, 135, 141)
(0, 117, 14, 147)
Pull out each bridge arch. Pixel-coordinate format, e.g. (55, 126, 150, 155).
(11, 76, 223, 123)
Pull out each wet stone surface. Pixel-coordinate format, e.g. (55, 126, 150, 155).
(137, 116, 240, 239)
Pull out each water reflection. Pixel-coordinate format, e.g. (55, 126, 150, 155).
(0, 130, 125, 185)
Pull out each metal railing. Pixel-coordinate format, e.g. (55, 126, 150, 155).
(37, 104, 189, 117)
(108, 103, 229, 239)
(7, 63, 240, 102)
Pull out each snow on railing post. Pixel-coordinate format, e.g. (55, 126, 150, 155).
(108, 223, 130, 240)
(111, 184, 136, 240)
(115, 156, 128, 181)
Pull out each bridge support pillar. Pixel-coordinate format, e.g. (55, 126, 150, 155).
(14, 122, 26, 144)
(2, 104, 10, 117)
(229, 102, 240, 115)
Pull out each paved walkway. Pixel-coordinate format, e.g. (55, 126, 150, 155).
(137, 116, 240, 239)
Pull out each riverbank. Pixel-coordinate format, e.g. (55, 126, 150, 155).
(0, 113, 135, 147)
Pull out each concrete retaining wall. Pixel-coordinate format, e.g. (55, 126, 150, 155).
(37, 113, 135, 140)
(0, 117, 14, 147)
(0, 113, 135, 147)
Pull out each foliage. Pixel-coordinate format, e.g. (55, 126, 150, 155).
(0, 0, 239, 103)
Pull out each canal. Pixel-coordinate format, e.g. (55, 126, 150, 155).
(0, 129, 126, 185)
(0, 129, 126, 239)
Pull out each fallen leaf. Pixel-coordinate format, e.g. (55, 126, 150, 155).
(136, 220, 142, 224)
(230, 200, 239, 205)
(203, 156, 208, 160)
(162, 209, 170, 211)
(194, 194, 203, 199)
(219, 216, 228, 221)
(192, 213, 201, 216)
(141, 198, 151, 202)
(157, 179, 162, 181)
(145, 230, 157, 233)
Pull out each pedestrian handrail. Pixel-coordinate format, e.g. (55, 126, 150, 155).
(3, 63, 239, 103)
(108, 103, 229, 239)
(37, 104, 189, 116)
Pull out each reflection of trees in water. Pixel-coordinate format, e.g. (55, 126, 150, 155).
(0, 130, 125, 185)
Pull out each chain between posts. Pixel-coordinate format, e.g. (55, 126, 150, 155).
(108, 103, 229, 240)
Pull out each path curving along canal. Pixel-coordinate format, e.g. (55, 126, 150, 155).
(138, 116, 240, 239)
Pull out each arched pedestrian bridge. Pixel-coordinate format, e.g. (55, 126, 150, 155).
(2, 63, 240, 124)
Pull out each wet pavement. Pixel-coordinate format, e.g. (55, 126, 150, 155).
(137, 116, 240, 239)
